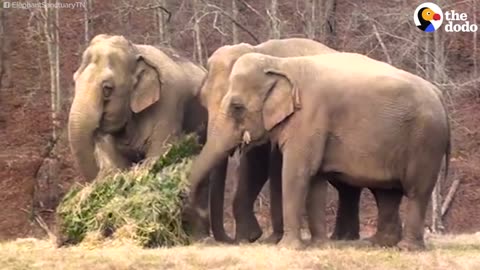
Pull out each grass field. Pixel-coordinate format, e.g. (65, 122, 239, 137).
(1, 234, 480, 270)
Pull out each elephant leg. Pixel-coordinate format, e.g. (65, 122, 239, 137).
(308, 175, 328, 246)
(233, 143, 270, 243)
(330, 181, 361, 240)
(397, 195, 430, 251)
(278, 138, 327, 250)
(264, 147, 283, 244)
(209, 159, 234, 243)
(398, 160, 438, 251)
(367, 188, 403, 247)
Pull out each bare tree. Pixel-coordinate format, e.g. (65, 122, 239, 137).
(83, 0, 91, 45)
(231, 0, 239, 43)
(0, 3, 5, 89)
(202, 1, 260, 44)
(303, 0, 317, 39)
(267, 0, 281, 39)
(154, 0, 169, 45)
(473, 0, 478, 93)
(431, 16, 447, 232)
(42, 0, 61, 141)
(192, 0, 203, 65)
(423, 35, 431, 80)
(323, 0, 336, 45)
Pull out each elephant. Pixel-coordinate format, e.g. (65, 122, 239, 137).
(192, 38, 351, 244)
(187, 52, 450, 251)
(68, 34, 207, 181)
(194, 38, 404, 246)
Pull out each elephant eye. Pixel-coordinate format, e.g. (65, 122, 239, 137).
(102, 81, 114, 98)
(229, 102, 245, 119)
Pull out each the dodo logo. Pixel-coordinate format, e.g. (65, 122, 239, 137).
(414, 3, 443, 32)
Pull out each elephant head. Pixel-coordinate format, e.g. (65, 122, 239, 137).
(198, 43, 254, 124)
(68, 34, 162, 180)
(216, 53, 298, 159)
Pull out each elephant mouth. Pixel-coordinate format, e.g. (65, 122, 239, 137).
(100, 113, 128, 133)
(234, 130, 265, 156)
(100, 121, 125, 133)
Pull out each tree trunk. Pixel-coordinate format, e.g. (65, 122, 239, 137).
(268, 0, 281, 39)
(304, 0, 317, 39)
(232, 0, 239, 43)
(54, 1, 60, 112)
(155, 0, 169, 45)
(192, 0, 203, 65)
(473, 0, 478, 94)
(83, 0, 91, 45)
(424, 35, 431, 80)
(324, 0, 336, 46)
(430, 17, 446, 233)
(431, 173, 444, 233)
(44, 0, 61, 141)
(433, 26, 446, 85)
(0, 2, 5, 89)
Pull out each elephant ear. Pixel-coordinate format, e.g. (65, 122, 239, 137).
(262, 68, 301, 131)
(131, 55, 162, 113)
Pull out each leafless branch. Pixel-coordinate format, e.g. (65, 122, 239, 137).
(34, 213, 58, 244)
(441, 178, 461, 217)
(117, 3, 172, 23)
(212, 12, 228, 36)
(237, 0, 266, 22)
(372, 24, 392, 64)
(202, 1, 260, 44)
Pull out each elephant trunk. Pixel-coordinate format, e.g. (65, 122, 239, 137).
(189, 136, 231, 205)
(68, 78, 103, 181)
(186, 113, 239, 237)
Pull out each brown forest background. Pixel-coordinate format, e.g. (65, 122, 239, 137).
(0, 0, 479, 240)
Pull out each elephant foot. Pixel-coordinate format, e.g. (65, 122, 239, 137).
(195, 236, 218, 245)
(309, 236, 328, 248)
(330, 230, 360, 241)
(235, 226, 263, 243)
(190, 231, 211, 243)
(262, 232, 283, 245)
(278, 235, 306, 250)
(365, 233, 401, 247)
(249, 228, 263, 243)
(397, 239, 426, 251)
(183, 207, 210, 241)
(213, 233, 235, 244)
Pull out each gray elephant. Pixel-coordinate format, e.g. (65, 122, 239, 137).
(195, 38, 402, 246)
(187, 52, 450, 251)
(68, 34, 207, 181)
(195, 38, 354, 244)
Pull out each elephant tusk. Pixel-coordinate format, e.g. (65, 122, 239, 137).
(242, 130, 251, 145)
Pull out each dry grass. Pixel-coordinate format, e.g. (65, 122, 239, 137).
(1, 234, 480, 270)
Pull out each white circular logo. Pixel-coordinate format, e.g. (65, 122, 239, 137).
(414, 2, 443, 32)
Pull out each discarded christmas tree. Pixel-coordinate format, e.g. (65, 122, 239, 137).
(56, 134, 201, 247)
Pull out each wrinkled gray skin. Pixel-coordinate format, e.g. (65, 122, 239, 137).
(188, 52, 450, 251)
(68, 34, 207, 182)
